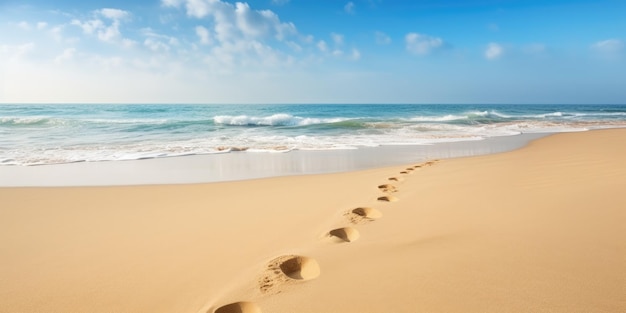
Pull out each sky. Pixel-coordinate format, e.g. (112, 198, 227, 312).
(0, 0, 625, 104)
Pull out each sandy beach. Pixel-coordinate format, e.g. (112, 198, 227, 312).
(1, 129, 625, 313)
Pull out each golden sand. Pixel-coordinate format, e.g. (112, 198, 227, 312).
(1, 129, 625, 313)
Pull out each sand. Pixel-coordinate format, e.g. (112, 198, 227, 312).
(1, 129, 625, 313)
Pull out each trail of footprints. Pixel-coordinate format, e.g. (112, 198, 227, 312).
(212, 160, 440, 313)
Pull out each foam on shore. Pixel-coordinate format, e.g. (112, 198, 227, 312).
(0, 133, 545, 187)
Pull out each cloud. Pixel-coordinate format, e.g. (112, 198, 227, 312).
(405, 33, 444, 55)
(163, 0, 296, 43)
(344, 2, 355, 14)
(0, 42, 35, 61)
(317, 40, 328, 52)
(331, 32, 344, 45)
(523, 43, 546, 55)
(144, 38, 171, 52)
(71, 8, 133, 44)
(17, 21, 31, 30)
(375, 31, 391, 45)
(234, 2, 296, 40)
(591, 39, 624, 54)
(54, 48, 77, 64)
(485, 42, 503, 59)
(99, 8, 130, 20)
(160, 0, 305, 70)
(37, 22, 48, 30)
(271, 0, 290, 5)
(351, 48, 360, 60)
(195, 25, 212, 45)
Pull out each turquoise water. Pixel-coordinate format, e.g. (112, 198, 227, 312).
(1, 104, 625, 166)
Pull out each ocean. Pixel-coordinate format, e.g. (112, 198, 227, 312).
(1, 103, 625, 166)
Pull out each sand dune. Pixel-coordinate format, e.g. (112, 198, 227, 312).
(1, 129, 625, 313)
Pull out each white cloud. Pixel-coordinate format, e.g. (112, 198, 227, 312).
(591, 39, 624, 54)
(344, 2, 355, 14)
(71, 19, 104, 35)
(71, 8, 132, 45)
(317, 40, 328, 52)
(351, 48, 361, 60)
(161, 0, 310, 69)
(234, 2, 296, 40)
(331, 32, 344, 45)
(286, 41, 302, 52)
(37, 22, 48, 30)
(375, 31, 391, 45)
(54, 48, 77, 64)
(485, 42, 503, 59)
(0, 43, 35, 61)
(17, 21, 31, 30)
(99, 8, 130, 20)
(161, 0, 185, 7)
(50, 25, 65, 42)
(195, 25, 212, 45)
(144, 38, 170, 52)
(163, 0, 297, 43)
(405, 33, 444, 55)
(523, 43, 546, 55)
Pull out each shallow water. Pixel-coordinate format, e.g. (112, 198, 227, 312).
(1, 103, 625, 166)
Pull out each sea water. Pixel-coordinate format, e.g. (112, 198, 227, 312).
(1, 103, 625, 166)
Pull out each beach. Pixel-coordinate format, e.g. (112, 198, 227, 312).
(1, 128, 625, 312)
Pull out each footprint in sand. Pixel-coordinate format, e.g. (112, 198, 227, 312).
(388, 177, 404, 182)
(345, 207, 383, 224)
(214, 302, 261, 313)
(400, 171, 410, 174)
(378, 184, 398, 193)
(328, 227, 360, 243)
(377, 195, 398, 202)
(425, 159, 440, 166)
(259, 255, 320, 294)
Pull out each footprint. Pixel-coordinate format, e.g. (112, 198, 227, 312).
(405, 167, 415, 171)
(345, 207, 383, 224)
(259, 255, 320, 294)
(400, 171, 410, 174)
(425, 159, 440, 166)
(378, 184, 398, 193)
(388, 177, 404, 182)
(377, 196, 398, 202)
(328, 227, 360, 243)
(214, 302, 261, 313)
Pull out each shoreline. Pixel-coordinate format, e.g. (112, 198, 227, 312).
(0, 132, 549, 187)
(1, 128, 625, 313)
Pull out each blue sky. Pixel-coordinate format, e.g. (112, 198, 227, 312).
(1, 0, 624, 104)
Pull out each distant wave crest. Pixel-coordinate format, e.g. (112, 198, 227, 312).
(213, 114, 346, 126)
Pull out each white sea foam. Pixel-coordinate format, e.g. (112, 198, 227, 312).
(2, 104, 626, 166)
(213, 114, 347, 126)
